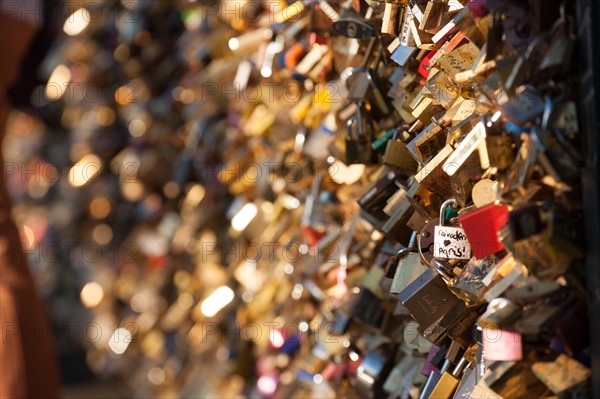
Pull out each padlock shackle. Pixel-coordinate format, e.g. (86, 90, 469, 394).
(439, 198, 458, 225)
(432, 259, 454, 282)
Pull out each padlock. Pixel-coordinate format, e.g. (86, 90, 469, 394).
(486, 134, 515, 170)
(345, 39, 393, 118)
(407, 178, 443, 221)
(550, 100, 579, 139)
(390, 243, 429, 295)
(502, 33, 549, 92)
(429, 357, 470, 398)
(458, 203, 509, 259)
(381, 1, 401, 36)
(354, 344, 398, 399)
(358, 168, 406, 224)
(382, 128, 419, 177)
(423, 291, 484, 348)
(419, 359, 450, 399)
(422, 345, 443, 377)
(482, 327, 523, 361)
(332, 18, 378, 38)
(371, 128, 396, 155)
(504, 280, 562, 304)
(478, 297, 522, 328)
(423, 69, 460, 109)
(396, 267, 461, 332)
(420, 0, 447, 32)
(399, 5, 417, 47)
(532, 98, 581, 185)
(383, 353, 425, 398)
(453, 364, 479, 399)
(486, 11, 504, 61)
(449, 252, 506, 306)
(503, 134, 539, 192)
(350, 288, 387, 328)
(499, 3, 537, 52)
(345, 103, 379, 165)
(433, 199, 472, 261)
(531, 354, 591, 396)
(407, 122, 447, 164)
(381, 195, 415, 246)
(537, 19, 575, 79)
(414, 144, 455, 198)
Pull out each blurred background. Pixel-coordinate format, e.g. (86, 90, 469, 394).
(2, 1, 350, 397)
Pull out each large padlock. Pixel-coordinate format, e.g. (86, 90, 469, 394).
(396, 267, 461, 332)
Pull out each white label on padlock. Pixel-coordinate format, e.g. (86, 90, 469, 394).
(433, 226, 471, 259)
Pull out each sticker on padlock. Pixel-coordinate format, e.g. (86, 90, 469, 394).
(434, 225, 471, 260)
(433, 199, 471, 260)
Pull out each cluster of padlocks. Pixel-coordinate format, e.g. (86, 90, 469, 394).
(4, 0, 592, 397)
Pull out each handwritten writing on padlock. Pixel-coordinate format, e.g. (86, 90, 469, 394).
(433, 226, 471, 259)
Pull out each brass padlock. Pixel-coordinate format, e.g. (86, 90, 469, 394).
(407, 122, 447, 164)
(383, 128, 419, 177)
(414, 144, 455, 198)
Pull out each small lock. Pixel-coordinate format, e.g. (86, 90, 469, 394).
(432, 199, 472, 261)
(550, 101, 578, 139)
(532, 98, 582, 185)
(383, 128, 419, 177)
